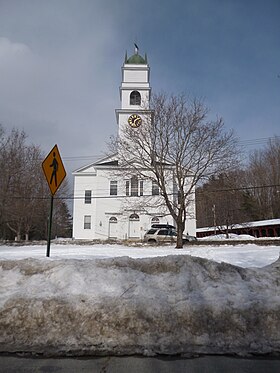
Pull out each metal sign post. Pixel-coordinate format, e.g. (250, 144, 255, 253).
(46, 195, 54, 257)
(42, 144, 66, 257)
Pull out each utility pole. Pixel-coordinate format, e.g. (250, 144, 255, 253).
(212, 204, 216, 235)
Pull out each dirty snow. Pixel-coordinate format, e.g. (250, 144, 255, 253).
(0, 242, 279, 356)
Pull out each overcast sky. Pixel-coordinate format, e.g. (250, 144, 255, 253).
(0, 0, 279, 177)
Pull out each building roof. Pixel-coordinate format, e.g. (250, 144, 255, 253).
(196, 218, 280, 232)
(126, 53, 147, 64)
(72, 153, 118, 174)
(125, 45, 147, 64)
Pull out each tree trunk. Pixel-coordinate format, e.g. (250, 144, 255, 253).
(176, 221, 184, 249)
(7, 222, 21, 242)
(14, 232, 21, 241)
(226, 218, 229, 239)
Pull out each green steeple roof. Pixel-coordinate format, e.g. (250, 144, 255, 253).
(125, 44, 147, 64)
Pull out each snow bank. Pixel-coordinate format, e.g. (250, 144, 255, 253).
(0, 255, 280, 357)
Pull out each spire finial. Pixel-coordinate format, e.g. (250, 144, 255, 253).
(134, 43, 139, 55)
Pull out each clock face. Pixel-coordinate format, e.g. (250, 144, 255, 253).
(128, 114, 142, 128)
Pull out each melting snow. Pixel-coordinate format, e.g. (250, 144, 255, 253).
(0, 242, 279, 356)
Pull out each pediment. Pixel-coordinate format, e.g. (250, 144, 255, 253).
(73, 153, 118, 174)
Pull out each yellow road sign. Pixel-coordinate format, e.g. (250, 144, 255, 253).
(42, 144, 66, 196)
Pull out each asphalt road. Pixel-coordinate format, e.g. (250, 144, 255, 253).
(1, 355, 280, 373)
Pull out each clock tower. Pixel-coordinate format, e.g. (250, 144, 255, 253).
(115, 45, 151, 139)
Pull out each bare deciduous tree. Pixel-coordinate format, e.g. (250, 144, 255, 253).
(196, 137, 280, 232)
(196, 172, 260, 236)
(110, 93, 239, 247)
(0, 125, 71, 241)
(245, 136, 280, 220)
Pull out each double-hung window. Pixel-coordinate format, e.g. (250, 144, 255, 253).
(125, 180, 130, 196)
(139, 180, 144, 196)
(84, 215, 91, 229)
(152, 181, 160, 196)
(85, 190, 92, 204)
(131, 176, 138, 196)
(125, 177, 144, 196)
(110, 181, 118, 196)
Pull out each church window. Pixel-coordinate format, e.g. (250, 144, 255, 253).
(109, 216, 118, 223)
(84, 215, 91, 229)
(177, 189, 181, 204)
(110, 181, 118, 195)
(152, 181, 160, 195)
(140, 180, 144, 196)
(125, 177, 144, 196)
(129, 213, 140, 221)
(130, 91, 141, 105)
(131, 176, 138, 196)
(84, 190, 92, 204)
(125, 180, 130, 196)
(151, 216, 160, 224)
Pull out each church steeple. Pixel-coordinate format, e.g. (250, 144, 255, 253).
(116, 45, 151, 138)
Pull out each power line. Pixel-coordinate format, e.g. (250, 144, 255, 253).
(238, 136, 280, 147)
(49, 136, 280, 163)
(63, 155, 103, 162)
(8, 183, 280, 201)
(196, 183, 280, 194)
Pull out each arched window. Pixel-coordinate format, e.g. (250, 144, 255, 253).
(129, 213, 140, 221)
(130, 91, 141, 105)
(109, 216, 118, 223)
(151, 217, 160, 224)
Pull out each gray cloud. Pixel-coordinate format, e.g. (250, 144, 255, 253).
(0, 0, 279, 180)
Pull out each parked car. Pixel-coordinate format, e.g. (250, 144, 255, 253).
(144, 227, 197, 244)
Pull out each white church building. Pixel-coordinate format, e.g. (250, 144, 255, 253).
(72, 47, 196, 241)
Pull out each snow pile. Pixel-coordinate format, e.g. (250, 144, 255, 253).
(0, 254, 280, 356)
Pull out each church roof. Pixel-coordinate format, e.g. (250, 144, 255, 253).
(72, 153, 118, 174)
(126, 53, 147, 64)
(125, 44, 147, 64)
